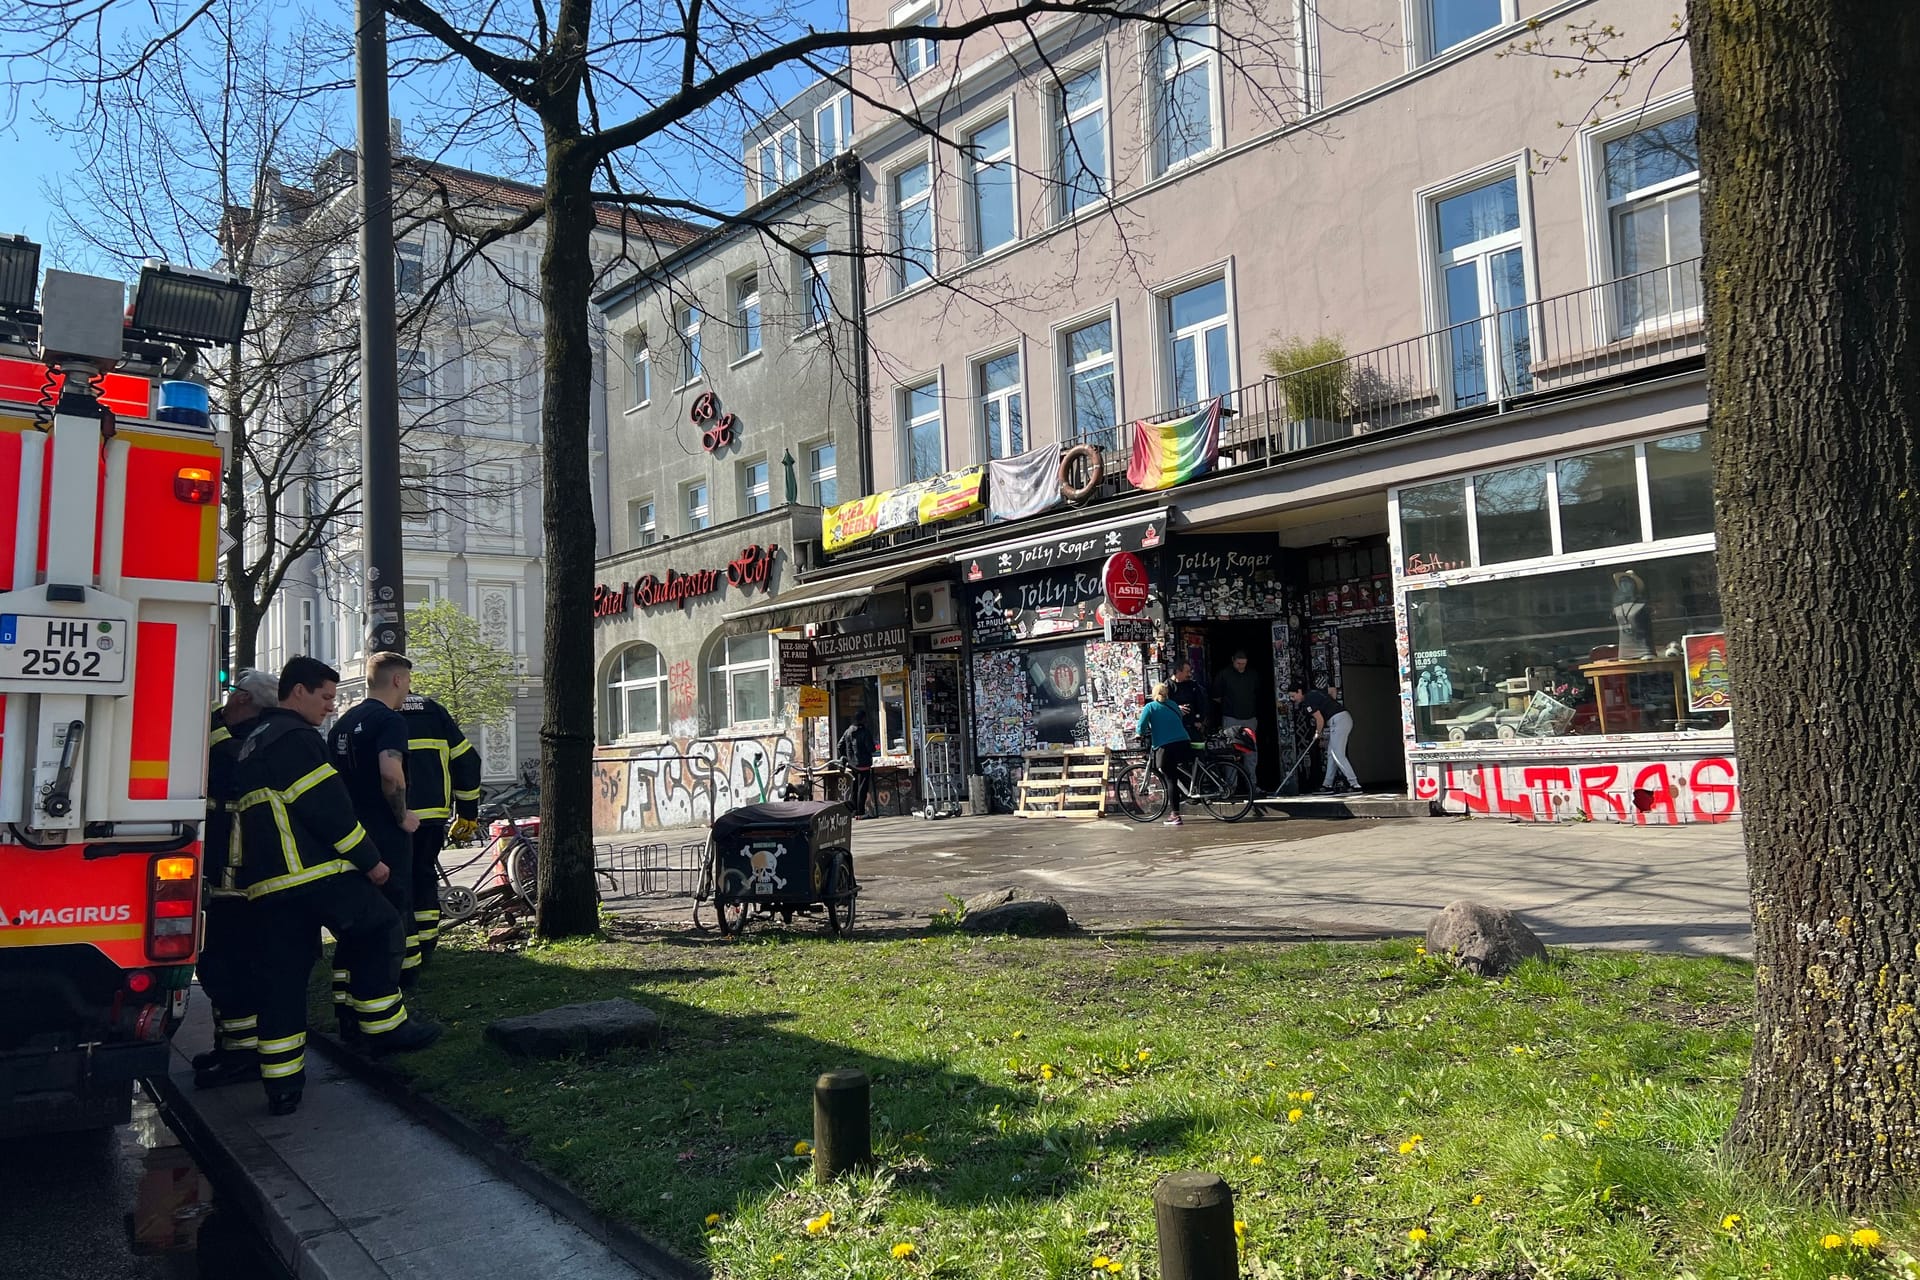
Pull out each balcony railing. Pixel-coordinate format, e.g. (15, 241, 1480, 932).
(829, 258, 1704, 563)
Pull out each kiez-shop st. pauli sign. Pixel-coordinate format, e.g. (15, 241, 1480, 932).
(592, 544, 778, 618)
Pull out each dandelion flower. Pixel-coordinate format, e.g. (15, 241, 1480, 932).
(1234, 1220, 1247, 1240)
(1300, 1090, 1315, 1102)
(1041, 1064, 1057, 1081)
(805, 1211, 833, 1236)
(793, 1140, 813, 1156)
(705, 1213, 723, 1227)
(1264, 1060, 1277, 1069)
(1248, 1155, 1265, 1167)
(771, 1254, 787, 1265)
(1822, 1233, 1847, 1249)
(1408, 1227, 1429, 1244)
(1721, 1214, 1741, 1232)
(1509, 1045, 1530, 1056)
(1091, 1255, 1112, 1269)
(1415, 945, 1427, 956)
(1011, 1030, 1027, 1040)
(1853, 1228, 1882, 1249)
(1107, 1264, 1122, 1275)
(1471, 1194, 1484, 1206)
(1138, 1049, 1152, 1061)
(891, 1242, 917, 1259)
(1287, 1108, 1304, 1123)
(1398, 1134, 1424, 1155)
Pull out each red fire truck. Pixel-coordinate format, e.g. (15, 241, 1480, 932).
(0, 243, 247, 1134)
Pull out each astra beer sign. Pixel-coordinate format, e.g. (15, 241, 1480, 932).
(593, 544, 779, 618)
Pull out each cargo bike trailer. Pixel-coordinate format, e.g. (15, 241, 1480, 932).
(694, 801, 861, 937)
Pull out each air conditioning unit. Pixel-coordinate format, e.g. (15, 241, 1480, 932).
(910, 583, 954, 631)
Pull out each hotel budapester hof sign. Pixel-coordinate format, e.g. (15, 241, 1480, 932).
(592, 544, 779, 618)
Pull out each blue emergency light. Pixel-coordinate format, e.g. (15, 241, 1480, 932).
(157, 380, 210, 428)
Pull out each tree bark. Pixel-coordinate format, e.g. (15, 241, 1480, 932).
(531, 127, 603, 939)
(1695, 0, 1920, 1207)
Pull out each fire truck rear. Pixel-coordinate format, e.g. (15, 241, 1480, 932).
(0, 240, 247, 1135)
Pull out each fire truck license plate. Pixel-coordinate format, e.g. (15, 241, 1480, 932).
(0, 614, 129, 683)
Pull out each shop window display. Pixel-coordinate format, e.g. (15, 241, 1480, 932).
(1407, 550, 1727, 743)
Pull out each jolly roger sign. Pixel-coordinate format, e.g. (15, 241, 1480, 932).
(961, 513, 1166, 582)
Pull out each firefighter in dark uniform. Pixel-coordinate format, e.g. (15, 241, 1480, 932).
(401, 692, 482, 968)
(237, 656, 439, 1115)
(327, 651, 421, 1012)
(191, 667, 278, 1089)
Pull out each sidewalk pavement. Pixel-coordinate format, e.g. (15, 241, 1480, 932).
(153, 994, 681, 1280)
(597, 812, 1753, 957)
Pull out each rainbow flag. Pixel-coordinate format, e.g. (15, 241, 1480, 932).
(1126, 398, 1223, 491)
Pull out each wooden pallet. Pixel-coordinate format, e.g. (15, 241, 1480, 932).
(1015, 747, 1110, 818)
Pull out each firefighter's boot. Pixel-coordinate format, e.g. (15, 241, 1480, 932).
(193, 1050, 261, 1090)
(369, 1017, 442, 1056)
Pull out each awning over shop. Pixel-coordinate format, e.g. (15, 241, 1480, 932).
(720, 553, 950, 634)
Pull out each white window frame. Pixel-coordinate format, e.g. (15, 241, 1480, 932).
(1407, 0, 1516, 66)
(901, 375, 944, 482)
(964, 103, 1018, 257)
(398, 346, 429, 401)
(626, 330, 651, 407)
(800, 239, 832, 332)
(707, 633, 776, 729)
(892, 0, 939, 82)
(685, 479, 711, 532)
(629, 497, 657, 548)
(892, 154, 935, 292)
(1578, 93, 1702, 332)
(401, 458, 432, 527)
(806, 440, 838, 507)
(604, 643, 668, 741)
(756, 123, 804, 199)
(1158, 268, 1236, 412)
(741, 456, 772, 514)
(677, 302, 703, 386)
(1054, 58, 1110, 220)
(395, 240, 424, 296)
(1057, 306, 1122, 449)
(733, 272, 763, 362)
(975, 346, 1025, 461)
(1294, 0, 1322, 113)
(298, 598, 315, 656)
(1415, 155, 1539, 407)
(1151, 3, 1223, 176)
(815, 92, 854, 160)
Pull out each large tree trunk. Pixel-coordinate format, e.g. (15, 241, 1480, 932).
(1696, 0, 1920, 1207)
(532, 135, 602, 939)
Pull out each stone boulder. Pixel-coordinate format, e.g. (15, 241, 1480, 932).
(1425, 900, 1548, 977)
(485, 998, 662, 1059)
(957, 888, 1075, 936)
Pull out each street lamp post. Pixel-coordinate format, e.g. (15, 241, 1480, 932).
(356, 0, 406, 655)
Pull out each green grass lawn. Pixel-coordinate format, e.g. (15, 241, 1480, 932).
(374, 925, 1915, 1279)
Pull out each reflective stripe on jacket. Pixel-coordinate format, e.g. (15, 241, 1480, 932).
(232, 709, 376, 899)
(402, 694, 482, 821)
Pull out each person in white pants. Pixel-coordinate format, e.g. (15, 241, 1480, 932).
(1289, 683, 1361, 793)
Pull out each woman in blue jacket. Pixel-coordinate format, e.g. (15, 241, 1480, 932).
(1136, 683, 1196, 826)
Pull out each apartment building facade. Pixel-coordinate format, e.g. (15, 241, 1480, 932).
(589, 95, 867, 834)
(786, 0, 1730, 822)
(245, 156, 695, 782)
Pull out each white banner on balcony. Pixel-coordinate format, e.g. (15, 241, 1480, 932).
(986, 442, 1063, 524)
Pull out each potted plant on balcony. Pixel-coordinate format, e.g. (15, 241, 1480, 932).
(1263, 334, 1351, 450)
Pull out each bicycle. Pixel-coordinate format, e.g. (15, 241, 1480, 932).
(1115, 740, 1256, 823)
(436, 804, 539, 924)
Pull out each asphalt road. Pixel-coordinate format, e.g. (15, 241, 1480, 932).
(0, 1092, 285, 1280)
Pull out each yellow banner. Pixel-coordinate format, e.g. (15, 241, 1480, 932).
(821, 493, 886, 552)
(917, 466, 985, 525)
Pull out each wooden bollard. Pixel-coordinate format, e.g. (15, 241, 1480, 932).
(1153, 1171, 1237, 1280)
(812, 1068, 871, 1182)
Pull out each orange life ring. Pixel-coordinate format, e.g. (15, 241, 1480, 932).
(1058, 444, 1103, 502)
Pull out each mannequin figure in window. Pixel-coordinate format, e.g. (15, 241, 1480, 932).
(836, 711, 878, 819)
(1613, 570, 1655, 659)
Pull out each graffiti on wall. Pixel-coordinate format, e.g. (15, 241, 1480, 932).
(1413, 755, 1740, 825)
(594, 734, 798, 833)
(667, 660, 698, 735)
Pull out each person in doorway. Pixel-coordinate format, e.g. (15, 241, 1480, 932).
(1137, 684, 1196, 827)
(239, 657, 439, 1115)
(837, 710, 878, 819)
(1212, 650, 1262, 788)
(1168, 660, 1207, 738)
(1289, 683, 1360, 793)
(328, 652, 421, 1022)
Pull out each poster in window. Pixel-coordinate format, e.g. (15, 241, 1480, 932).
(1682, 631, 1732, 712)
(1025, 642, 1088, 745)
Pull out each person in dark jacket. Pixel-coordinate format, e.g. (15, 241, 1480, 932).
(836, 710, 878, 818)
(238, 657, 439, 1115)
(1168, 660, 1207, 738)
(400, 692, 482, 968)
(1212, 651, 1263, 785)
(328, 652, 420, 1007)
(192, 667, 278, 1090)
